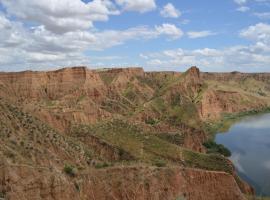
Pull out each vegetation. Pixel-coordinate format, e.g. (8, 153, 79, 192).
(98, 72, 116, 85)
(145, 118, 159, 125)
(156, 133, 184, 146)
(0, 191, 5, 198)
(95, 162, 110, 169)
(183, 150, 233, 174)
(63, 164, 76, 177)
(175, 196, 186, 200)
(204, 107, 270, 139)
(153, 158, 167, 167)
(203, 140, 231, 157)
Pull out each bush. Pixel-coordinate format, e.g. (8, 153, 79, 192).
(0, 191, 5, 198)
(154, 159, 166, 167)
(203, 140, 231, 157)
(145, 118, 158, 125)
(63, 164, 76, 177)
(95, 162, 110, 169)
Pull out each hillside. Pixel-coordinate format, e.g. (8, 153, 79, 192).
(0, 66, 270, 200)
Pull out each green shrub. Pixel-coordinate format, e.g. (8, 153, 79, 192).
(0, 191, 5, 198)
(63, 164, 76, 177)
(203, 140, 231, 157)
(154, 159, 166, 167)
(95, 162, 110, 169)
(145, 118, 158, 125)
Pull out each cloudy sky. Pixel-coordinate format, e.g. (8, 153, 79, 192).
(0, 0, 270, 72)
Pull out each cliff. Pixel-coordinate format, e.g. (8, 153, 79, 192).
(1, 164, 247, 200)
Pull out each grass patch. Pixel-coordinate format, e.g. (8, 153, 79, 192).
(99, 72, 116, 85)
(73, 120, 183, 163)
(156, 133, 184, 146)
(183, 150, 233, 174)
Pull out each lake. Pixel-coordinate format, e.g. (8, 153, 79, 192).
(215, 113, 270, 196)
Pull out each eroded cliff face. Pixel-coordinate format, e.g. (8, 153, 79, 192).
(0, 163, 248, 200)
(200, 89, 268, 120)
(0, 66, 268, 200)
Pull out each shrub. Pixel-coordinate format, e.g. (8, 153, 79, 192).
(0, 191, 5, 198)
(63, 164, 76, 177)
(145, 118, 158, 125)
(95, 162, 110, 169)
(203, 140, 231, 157)
(154, 159, 166, 167)
(74, 182, 80, 191)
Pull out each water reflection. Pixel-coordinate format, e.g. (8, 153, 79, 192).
(216, 113, 270, 196)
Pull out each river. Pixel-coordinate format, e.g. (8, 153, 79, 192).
(215, 113, 270, 196)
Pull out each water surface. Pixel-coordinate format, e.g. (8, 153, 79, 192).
(216, 113, 270, 196)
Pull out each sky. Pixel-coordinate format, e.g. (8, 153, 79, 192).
(0, 0, 270, 72)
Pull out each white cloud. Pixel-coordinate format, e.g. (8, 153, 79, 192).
(0, 12, 184, 71)
(142, 43, 270, 71)
(160, 3, 181, 18)
(139, 54, 148, 59)
(240, 23, 270, 44)
(147, 59, 163, 66)
(187, 31, 216, 39)
(236, 6, 250, 12)
(91, 24, 183, 50)
(254, 12, 270, 19)
(234, 0, 247, 5)
(115, 0, 156, 13)
(141, 23, 270, 72)
(1, 0, 120, 34)
(155, 24, 183, 40)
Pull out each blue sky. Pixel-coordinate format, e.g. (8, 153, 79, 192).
(0, 0, 270, 72)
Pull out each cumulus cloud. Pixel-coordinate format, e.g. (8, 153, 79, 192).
(1, 0, 120, 34)
(0, 12, 183, 71)
(160, 3, 181, 18)
(115, 0, 156, 13)
(90, 24, 183, 50)
(155, 24, 184, 40)
(187, 31, 216, 39)
(240, 23, 270, 44)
